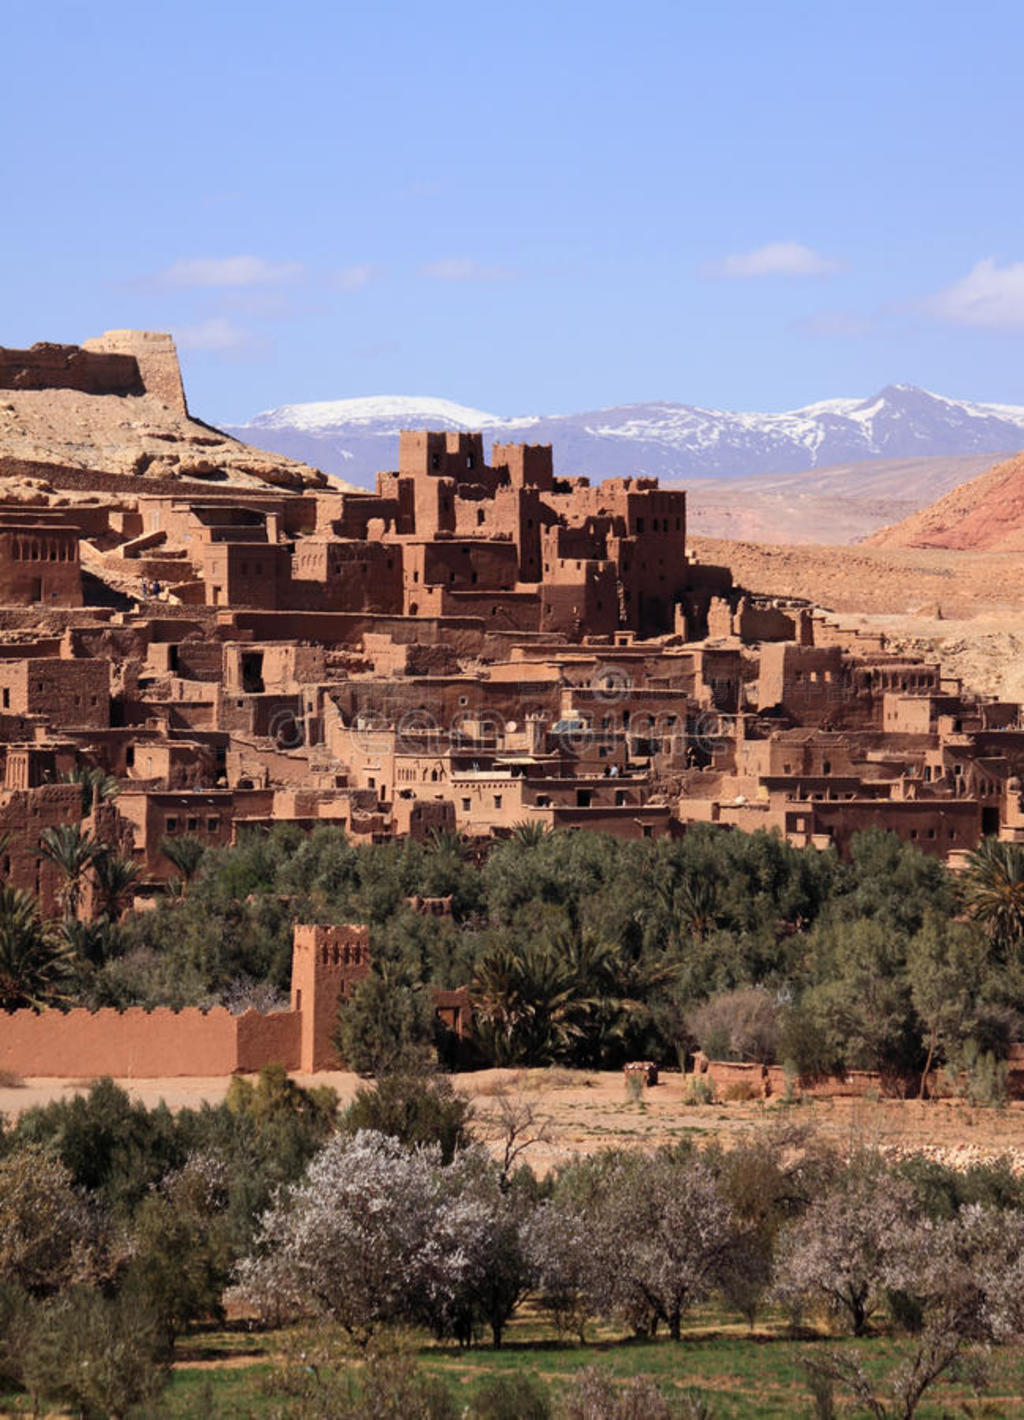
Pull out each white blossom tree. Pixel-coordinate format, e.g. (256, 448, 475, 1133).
(231, 1130, 481, 1341)
(803, 1202, 1024, 1418)
(772, 1161, 917, 1336)
(431, 1151, 534, 1347)
(525, 1196, 596, 1342)
(584, 1150, 740, 1340)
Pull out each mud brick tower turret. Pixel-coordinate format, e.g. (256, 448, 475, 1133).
(290, 923, 371, 1071)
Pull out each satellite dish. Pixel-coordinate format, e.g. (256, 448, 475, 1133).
(506, 720, 518, 733)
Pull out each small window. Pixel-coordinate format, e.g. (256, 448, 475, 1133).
(165, 816, 178, 832)
(493, 794, 502, 809)
(1, 689, 8, 709)
(461, 798, 471, 812)
(186, 816, 198, 831)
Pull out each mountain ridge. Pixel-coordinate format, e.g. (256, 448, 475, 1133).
(227, 384, 1024, 489)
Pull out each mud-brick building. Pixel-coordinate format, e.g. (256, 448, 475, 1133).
(0, 509, 82, 606)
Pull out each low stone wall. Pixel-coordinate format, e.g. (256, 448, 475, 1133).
(0, 1005, 300, 1078)
(692, 1053, 893, 1100)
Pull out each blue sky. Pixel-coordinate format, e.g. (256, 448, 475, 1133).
(5, 0, 1024, 422)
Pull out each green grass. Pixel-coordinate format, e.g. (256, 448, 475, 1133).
(4, 1310, 1024, 1417)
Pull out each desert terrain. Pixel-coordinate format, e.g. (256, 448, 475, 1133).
(5, 1068, 1023, 1177)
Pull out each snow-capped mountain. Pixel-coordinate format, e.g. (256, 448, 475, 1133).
(224, 386, 1024, 488)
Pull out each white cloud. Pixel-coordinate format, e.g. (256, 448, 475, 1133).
(706, 241, 841, 278)
(175, 318, 258, 353)
(421, 257, 518, 282)
(334, 263, 379, 291)
(160, 255, 302, 287)
(924, 258, 1024, 328)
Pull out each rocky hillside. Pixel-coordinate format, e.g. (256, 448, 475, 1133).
(866, 451, 1024, 552)
(0, 332, 344, 493)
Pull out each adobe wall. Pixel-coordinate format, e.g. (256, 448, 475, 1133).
(0, 527, 82, 608)
(0, 343, 143, 396)
(693, 1057, 902, 1100)
(235, 1008, 301, 1072)
(0, 1005, 302, 1078)
(82, 331, 188, 413)
(0, 1006, 240, 1077)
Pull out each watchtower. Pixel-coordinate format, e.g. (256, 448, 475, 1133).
(290, 923, 371, 1071)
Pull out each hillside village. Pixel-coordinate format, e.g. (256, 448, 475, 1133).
(0, 331, 1023, 925)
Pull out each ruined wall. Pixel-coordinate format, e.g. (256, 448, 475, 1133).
(82, 330, 188, 413)
(0, 342, 143, 396)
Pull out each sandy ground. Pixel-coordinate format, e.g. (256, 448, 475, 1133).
(4, 1068, 1024, 1174)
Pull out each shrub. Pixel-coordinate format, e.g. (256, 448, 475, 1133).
(683, 1076, 715, 1106)
(22, 1287, 168, 1419)
(340, 1072, 474, 1164)
(470, 1372, 550, 1420)
(688, 987, 779, 1064)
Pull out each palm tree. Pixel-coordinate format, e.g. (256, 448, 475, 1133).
(0, 887, 72, 1009)
(39, 823, 103, 919)
(471, 940, 589, 1065)
(60, 765, 120, 818)
(61, 915, 118, 969)
(962, 837, 1024, 955)
(92, 851, 141, 921)
(508, 821, 550, 848)
(160, 834, 206, 890)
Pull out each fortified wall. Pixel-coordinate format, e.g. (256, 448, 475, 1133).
(0, 922, 366, 1078)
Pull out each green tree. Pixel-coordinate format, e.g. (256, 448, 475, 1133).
(160, 832, 207, 888)
(341, 1072, 473, 1164)
(124, 1154, 233, 1353)
(60, 764, 120, 818)
(39, 822, 103, 919)
(962, 836, 1024, 956)
(0, 888, 72, 1010)
(92, 850, 141, 921)
(335, 964, 436, 1075)
(470, 939, 590, 1066)
(907, 917, 992, 1097)
(23, 1287, 168, 1420)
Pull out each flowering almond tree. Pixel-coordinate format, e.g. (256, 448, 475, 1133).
(232, 1130, 484, 1342)
(772, 1162, 917, 1336)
